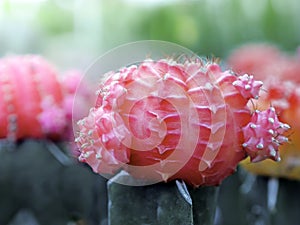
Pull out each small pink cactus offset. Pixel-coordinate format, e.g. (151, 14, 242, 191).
(242, 107, 290, 163)
(0, 55, 85, 142)
(76, 57, 290, 187)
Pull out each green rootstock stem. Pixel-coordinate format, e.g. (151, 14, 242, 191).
(108, 171, 219, 225)
(189, 186, 219, 225)
(217, 167, 300, 225)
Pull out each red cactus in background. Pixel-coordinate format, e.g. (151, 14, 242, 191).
(227, 43, 282, 80)
(0, 55, 87, 143)
(228, 43, 300, 83)
(76, 57, 289, 187)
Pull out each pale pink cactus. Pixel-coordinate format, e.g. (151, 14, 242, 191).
(76, 57, 290, 187)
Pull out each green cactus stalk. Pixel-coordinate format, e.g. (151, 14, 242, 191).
(107, 171, 219, 225)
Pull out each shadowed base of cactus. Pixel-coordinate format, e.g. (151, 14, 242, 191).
(216, 167, 300, 225)
(108, 171, 219, 225)
(0, 139, 108, 225)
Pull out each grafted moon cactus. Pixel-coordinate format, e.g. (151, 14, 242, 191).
(76, 57, 289, 187)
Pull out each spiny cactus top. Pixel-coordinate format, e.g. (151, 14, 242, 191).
(0, 55, 83, 142)
(76, 57, 290, 187)
(228, 44, 300, 180)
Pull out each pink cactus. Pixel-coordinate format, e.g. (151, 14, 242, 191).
(0, 55, 63, 140)
(76, 57, 289, 187)
(0, 55, 88, 143)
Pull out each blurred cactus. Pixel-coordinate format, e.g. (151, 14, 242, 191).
(0, 55, 70, 141)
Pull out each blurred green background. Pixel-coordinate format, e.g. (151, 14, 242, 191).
(0, 0, 299, 70)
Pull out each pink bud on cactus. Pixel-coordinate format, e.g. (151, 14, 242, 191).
(232, 74, 263, 99)
(76, 57, 290, 187)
